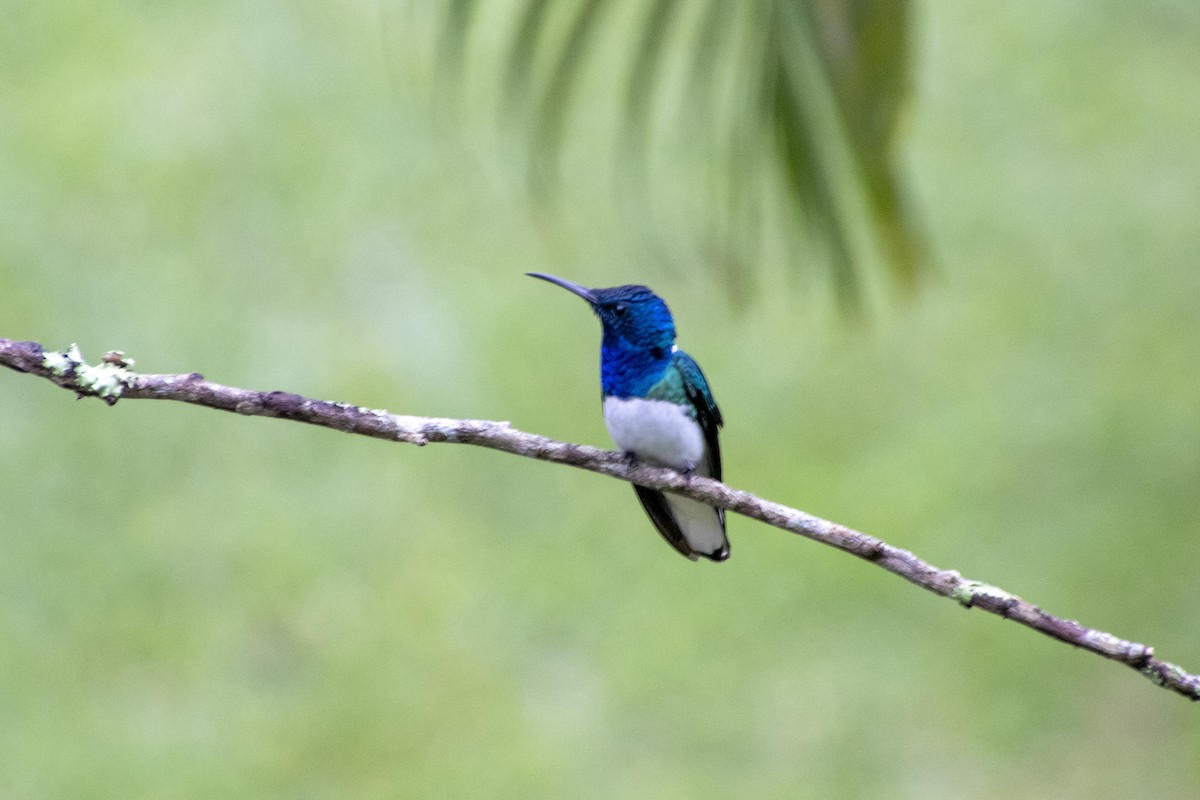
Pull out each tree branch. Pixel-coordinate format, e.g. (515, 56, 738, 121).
(3, 337, 1197, 702)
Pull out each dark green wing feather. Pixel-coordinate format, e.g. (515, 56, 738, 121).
(673, 349, 723, 482)
(633, 485, 700, 561)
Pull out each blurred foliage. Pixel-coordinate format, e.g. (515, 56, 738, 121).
(2, 1, 1200, 798)
(425, 0, 925, 306)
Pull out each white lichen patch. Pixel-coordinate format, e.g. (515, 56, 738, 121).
(952, 580, 1016, 608)
(42, 343, 82, 376)
(43, 343, 134, 402)
(77, 361, 131, 400)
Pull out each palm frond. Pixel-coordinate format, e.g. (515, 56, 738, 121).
(423, 0, 926, 306)
(530, 0, 611, 190)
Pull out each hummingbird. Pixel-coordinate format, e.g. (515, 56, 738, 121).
(527, 272, 729, 562)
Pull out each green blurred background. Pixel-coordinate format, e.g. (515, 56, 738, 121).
(2, 1, 1199, 797)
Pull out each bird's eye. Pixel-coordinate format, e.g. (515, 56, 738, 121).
(613, 303, 628, 317)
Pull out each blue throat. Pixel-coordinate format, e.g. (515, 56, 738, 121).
(600, 330, 673, 398)
(593, 287, 677, 398)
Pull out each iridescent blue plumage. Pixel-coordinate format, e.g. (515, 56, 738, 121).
(591, 285, 675, 398)
(527, 272, 729, 562)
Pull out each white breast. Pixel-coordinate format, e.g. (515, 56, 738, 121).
(602, 396, 706, 471)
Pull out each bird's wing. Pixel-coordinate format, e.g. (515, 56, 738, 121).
(673, 350, 723, 483)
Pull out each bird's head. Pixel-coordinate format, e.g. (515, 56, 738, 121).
(527, 272, 676, 355)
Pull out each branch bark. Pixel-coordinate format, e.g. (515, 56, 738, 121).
(3, 337, 1197, 702)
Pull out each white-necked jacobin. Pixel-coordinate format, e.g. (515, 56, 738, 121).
(528, 272, 729, 562)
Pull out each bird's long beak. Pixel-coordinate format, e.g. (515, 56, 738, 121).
(526, 272, 598, 304)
